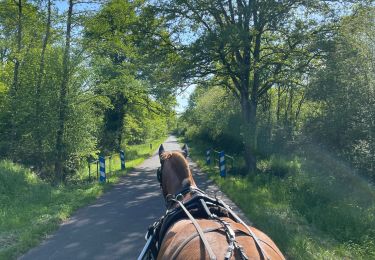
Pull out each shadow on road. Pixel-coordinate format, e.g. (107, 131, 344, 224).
(21, 162, 165, 260)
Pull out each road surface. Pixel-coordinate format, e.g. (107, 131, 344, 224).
(21, 136, 249, 260)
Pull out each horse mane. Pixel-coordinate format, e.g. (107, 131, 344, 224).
(160, 151, 173, 161)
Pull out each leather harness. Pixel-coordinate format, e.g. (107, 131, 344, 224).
(143, 184, 271, 260)
(140, 158, 271, 260)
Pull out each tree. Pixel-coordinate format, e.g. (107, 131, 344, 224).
(9, 0, 23, 155)
(157, 0, 354, 173)
(181, 84, 243, 152)
(34, 0, 52, 168)
(55, 0, 74, 182)
(306, 6, 375, 181)
(0, 0, 47, 159)
(0, 0, 176, 182)
(83, 0, 177, 151)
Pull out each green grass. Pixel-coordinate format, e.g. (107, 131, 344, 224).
(0, 136, 166, 260)
(183, 138, 375, 259)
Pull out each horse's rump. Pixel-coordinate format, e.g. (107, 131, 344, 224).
(157, 217, 284, 260)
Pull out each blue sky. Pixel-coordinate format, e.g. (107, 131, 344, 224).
(55, 1, 67, 13)
(175, 86, 195, 113)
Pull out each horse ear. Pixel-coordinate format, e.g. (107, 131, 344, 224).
(182, 144, 189, 158)
(159, 144, 165, 158)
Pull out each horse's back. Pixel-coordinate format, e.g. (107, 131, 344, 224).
(157, 217, 285, 260)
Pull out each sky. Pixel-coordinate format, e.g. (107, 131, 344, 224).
(175, 86, 195, 114)
(55, 1, 67, 13)
(55, 0, 193, 113)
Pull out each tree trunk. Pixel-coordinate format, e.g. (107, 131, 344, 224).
(12, 0, 22, 94)
(10, 0, 23, 156)
(240, 20, 262, 174)
(35, 0, 52, 168)
(276, 84, 281, 123)
(286, 88, 294, 138)
(295, 92, 305, 123)
(240, 90, 257, 174)
(55, 0, 73, 183)
(267, 93, 272, 152)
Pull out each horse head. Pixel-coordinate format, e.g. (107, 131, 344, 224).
(157, 144, 196, 200)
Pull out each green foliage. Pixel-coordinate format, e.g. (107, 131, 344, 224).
(186, 139, 375, 259)
(160, 0, 346, 172)
(177, 7, 375, 257)
(306, 6, 375, 181)
(179, 5, 375, 180)
(83, 0, 176, 153)
(180, 85, 243, 153)
(0, 0, 174, 181)
(258, 155, 301, 178)
(123, 106, 169, 145)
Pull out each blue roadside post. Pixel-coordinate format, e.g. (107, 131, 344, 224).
(120, 150, 125, 170)
(219, 151, 226, 177)
(206, 149, 211, 165)
(99, 156, 106, 183)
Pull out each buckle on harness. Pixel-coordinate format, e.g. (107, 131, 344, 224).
(176, 193, 184, 201)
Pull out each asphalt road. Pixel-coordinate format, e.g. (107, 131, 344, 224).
(20, 136, 249, 260)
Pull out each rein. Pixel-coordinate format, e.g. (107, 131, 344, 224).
(170, 195, 217, 260)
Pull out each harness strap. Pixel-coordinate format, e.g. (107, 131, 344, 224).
(214, 217, 249, 260)
(222, 220, 237, 260)
(170, 226, 221, 259)
(199, 198, 247, 260)
(217, 198, 270, 260)
(172, 198, 217, 260)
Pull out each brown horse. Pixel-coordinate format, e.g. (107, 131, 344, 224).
(155, 144, 285, 260)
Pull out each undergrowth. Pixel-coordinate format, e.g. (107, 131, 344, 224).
(184, 139, 375, 259)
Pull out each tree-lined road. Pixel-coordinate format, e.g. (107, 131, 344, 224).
(21, 136, 249, 260)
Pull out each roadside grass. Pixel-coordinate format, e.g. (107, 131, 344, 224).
(183, 138, 375, 259)
(0, 137, 166, 260)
